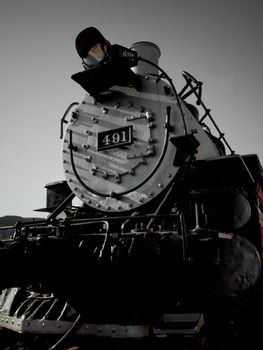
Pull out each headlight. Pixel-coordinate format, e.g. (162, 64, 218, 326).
(75, 26, 110, 67)
(83, 42, 109, 68)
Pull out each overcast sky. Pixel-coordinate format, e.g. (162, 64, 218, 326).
(1, 0, 262, 218)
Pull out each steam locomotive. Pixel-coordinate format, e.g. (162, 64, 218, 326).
(0, 27, 262, 349)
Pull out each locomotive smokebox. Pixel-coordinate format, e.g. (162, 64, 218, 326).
(130, 41, 161, 76)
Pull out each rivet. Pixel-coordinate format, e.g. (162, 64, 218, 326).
(102, 107, 108, 114)
(85, 156, 92, 162)
(83, 144, 89, 149)
(158, 183, 163, 188)
(92, 117, 98, 123)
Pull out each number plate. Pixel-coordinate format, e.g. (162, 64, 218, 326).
(97, 126, 133, 151)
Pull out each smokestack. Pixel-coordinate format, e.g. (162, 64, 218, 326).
(130, 41, 161, 76)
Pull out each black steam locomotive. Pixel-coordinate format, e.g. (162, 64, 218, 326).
(0, 27, 262, 349)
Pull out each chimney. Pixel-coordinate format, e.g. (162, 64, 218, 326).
(130, 41, 161, 76)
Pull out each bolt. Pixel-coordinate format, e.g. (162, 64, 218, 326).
(147, 122, 154, 128)
(146, 111, 153, 119)
(71, 111, 78, 119)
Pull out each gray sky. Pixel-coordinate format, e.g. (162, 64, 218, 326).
(1, 0, 262, 217)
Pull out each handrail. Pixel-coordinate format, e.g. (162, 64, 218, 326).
(179, 71, 235, 155)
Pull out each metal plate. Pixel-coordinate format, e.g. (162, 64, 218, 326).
(97, 125, 133, 151)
